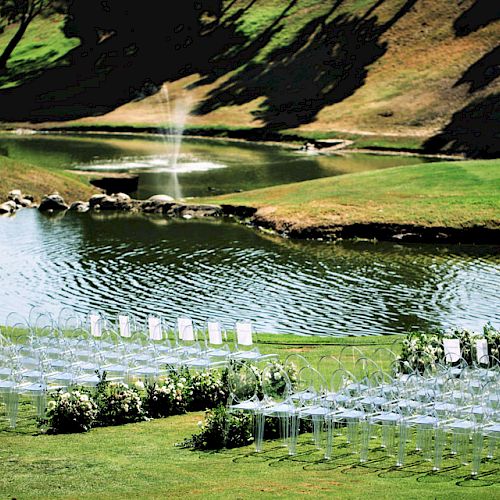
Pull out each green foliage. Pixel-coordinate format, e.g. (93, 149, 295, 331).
(143, 371, 190, 418)
(180, 405, 254, 450)
(399, 323, 500, 373)
(92, 372, 146, 426)
(186, 368, 228, 411)
(43, 388, 98, 434)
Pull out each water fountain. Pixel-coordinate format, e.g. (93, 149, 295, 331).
(157, 85, 192, 200)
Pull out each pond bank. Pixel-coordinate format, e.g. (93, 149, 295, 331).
(0, 124, 463, 159)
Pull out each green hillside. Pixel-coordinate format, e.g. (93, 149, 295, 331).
(0, 1, 498, 156)
(206, 159, 500, 229)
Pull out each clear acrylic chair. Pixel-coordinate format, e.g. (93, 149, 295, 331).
(231, 320, 277, 362)
(226, 360, 264, 452)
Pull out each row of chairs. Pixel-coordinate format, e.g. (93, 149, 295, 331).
(0, 310, 276, 428)
(227, 350, 499, 476)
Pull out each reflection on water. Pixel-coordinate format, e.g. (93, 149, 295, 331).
(0, 210, 498, 336)
(0, 133, 436, 198)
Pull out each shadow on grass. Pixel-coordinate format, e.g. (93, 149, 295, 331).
(453, 0, 500, 37)
(193, 0, 419, 131)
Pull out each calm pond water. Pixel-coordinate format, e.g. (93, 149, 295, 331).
(0, 132, 436, 198)
(0, 210, 498, 336)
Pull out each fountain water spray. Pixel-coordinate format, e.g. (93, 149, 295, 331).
(157, 85, 191, 200)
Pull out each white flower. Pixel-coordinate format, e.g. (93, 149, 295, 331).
(135, 380, 145, 390)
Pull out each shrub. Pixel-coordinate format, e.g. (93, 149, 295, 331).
(94, 376, 146, 426)
(187, 369, 228, 411)
(143, 372, 189, 418)
(43, 389, 98, 434)
(180, 405, 253, 450)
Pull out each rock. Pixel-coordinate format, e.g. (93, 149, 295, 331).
(88, 194, 108, 208)
(89, 192, 133, 211)
(147, 194, 175, 203)
(7, 189, 32, 207)
(162, 203, 223, 218)
(141, 194, 176, 213)
(38, 193, 69, 211)
(69, 201, 89, 212)
(8, 189, 22, 202)
(0, 200, 17, 214)
(392, 232, 421, 241)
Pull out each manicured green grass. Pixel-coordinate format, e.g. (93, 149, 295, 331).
(0, 155, 95, 203)
(203, 159, 500, 229)
(0, 15, 79, 89)
(1, 334, 498, 499)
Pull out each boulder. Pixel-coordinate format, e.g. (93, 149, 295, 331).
(0, 200, 17, 214)
(163, 203, 223, 218)
(38, 193, 69, 211)
(88, 194, 108, 208)
(7, 189, 33, 207)
(8, 189, 22, 203)
(69, 201, 90, 212)
(141, 194, 176, 213)
(89, 192, 133, 211)
(148, 194, 175, 203)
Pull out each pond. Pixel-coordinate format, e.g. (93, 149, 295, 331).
(0, 210, 498, 336)
(0, 132, 436, 198)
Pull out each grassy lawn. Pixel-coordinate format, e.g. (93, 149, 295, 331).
(0, 155, 95, 203)
(203, 159, 500, 229)
(0, 15, 79, 90)
(1, 335, 499, 499)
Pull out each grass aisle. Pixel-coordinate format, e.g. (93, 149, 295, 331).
(1, 411, 499, 499)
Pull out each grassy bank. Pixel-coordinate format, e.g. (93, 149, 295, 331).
(2, 334, 499, 499)
(204, 159, 500, 230)
(0, 156, 95, 203)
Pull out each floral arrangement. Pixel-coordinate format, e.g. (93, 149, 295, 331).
(44, 389, 98, 434)
(94, 376, 146, 426)
(399, 323, 500, 372)
(180, 405, 253, 450)
(144, 372, 190, 418)
(187, 369, 227, 411)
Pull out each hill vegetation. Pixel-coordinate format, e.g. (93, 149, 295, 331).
(0, 0, 498, 157)
(206, 159, 500, 230)
(0, 155, 95, 202)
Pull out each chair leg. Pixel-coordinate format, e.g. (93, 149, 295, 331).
(288, 413, 299, 456)
(360, 419, 370, 463)
(433, 426, 446, 471)
(397, 421, 408, 467)
(254, 412, 265, 453)
(471, 429, 483, 476)
(324, 418, 334, 460)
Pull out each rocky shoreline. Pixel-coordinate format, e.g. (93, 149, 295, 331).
(2, 189, 497, 245)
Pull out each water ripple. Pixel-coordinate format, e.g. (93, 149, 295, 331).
(0, 211, 498, 336)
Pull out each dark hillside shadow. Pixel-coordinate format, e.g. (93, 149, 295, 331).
(454, 0, 500, 36)
(193, 0, 418, 130)
(0, 1, 226, 122)
(425, 4, 499, 158)
(189, 0, 298, 89)
(454, 45, 500, 93)
(424, 93, 500, 158)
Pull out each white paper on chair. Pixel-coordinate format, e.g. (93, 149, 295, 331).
(236, 322, 253, 346)
(476, 338, 489, 363)
(207, 321, 223, 345)
(148, 317, 162, 340)
(119, 315, 131, 337)
(178, 317, 194, 341)
(443, 338, 461, 363)
(90, 314, 102, 337)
